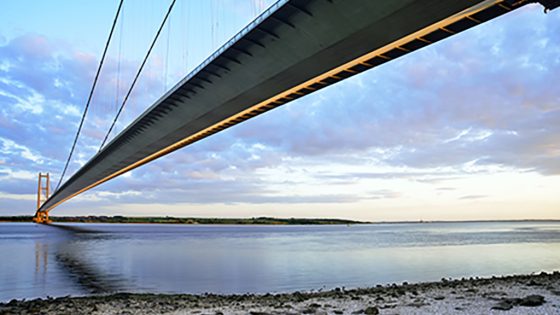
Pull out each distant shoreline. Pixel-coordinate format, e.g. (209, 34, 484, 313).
(1, 216, 559, 225)
(0, 215, 367, 225)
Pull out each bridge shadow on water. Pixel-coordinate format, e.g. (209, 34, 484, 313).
(45, 223, 103, 234)
(35, 223, 131, 295)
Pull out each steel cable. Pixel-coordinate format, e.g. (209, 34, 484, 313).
(55, 0, 125, 192)
(99, 0, 177, 151)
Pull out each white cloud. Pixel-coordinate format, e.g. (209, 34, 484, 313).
(0, 60, 11, 72)
(0, 167, 36, 180)
(0, 192, 35, 201)
(0, 137, 44, 164)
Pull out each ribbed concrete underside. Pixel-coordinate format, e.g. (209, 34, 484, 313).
(41, 0, 531, 212)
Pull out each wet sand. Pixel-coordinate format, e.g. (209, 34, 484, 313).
(1, 272, 559, 314)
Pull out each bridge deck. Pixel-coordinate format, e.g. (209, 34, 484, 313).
(40, 0, 533, 212)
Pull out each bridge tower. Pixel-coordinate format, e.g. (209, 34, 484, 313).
(33, 173, 51, 224)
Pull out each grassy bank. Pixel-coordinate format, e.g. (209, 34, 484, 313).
(0, 215, 366, 225)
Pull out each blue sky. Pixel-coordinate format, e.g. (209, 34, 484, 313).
(1, 1, 559, 221)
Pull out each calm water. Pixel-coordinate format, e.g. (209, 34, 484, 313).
(1, 221, 560, 302)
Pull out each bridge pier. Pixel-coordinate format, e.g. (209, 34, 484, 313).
(33, 211, 51, 224)
(34, 173, 51, 224)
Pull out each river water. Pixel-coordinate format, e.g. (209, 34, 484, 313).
(1, 221, 560, 302)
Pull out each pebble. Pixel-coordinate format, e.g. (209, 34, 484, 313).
(1, 273, 558, 314)
(519, 294, 545, 307)
(492, 301, 513, 310)
(491, 294, 546, 311)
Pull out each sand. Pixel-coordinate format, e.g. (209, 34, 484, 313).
(1, 272, 559, 314)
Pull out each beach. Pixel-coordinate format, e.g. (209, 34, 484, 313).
(2, 272, 559, 314)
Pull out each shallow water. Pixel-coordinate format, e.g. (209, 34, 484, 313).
(1, 221, 560, 301)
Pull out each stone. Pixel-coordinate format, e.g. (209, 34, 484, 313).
(491, 301, 513, 311)
(407, 301, 428, 308)
(364, 306, 379, 314)
(519, 295, 545, 307)
(503, 297, 522, 305)
(7, 300, 18, 306)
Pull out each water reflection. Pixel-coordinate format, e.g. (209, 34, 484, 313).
(33, 224, 128, 295)
(34, 242, 48, 275)
(2, 221, 559, 302)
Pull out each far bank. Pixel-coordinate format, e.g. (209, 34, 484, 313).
(0, 215, 367, 225)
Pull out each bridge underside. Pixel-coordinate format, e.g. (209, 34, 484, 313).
(40, 0, 548, 213)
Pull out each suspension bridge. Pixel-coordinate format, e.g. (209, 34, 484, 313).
(33, 0, 559, 223)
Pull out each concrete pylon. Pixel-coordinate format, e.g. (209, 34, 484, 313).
(33, 173, 51, 224)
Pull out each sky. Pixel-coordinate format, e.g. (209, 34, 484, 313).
(0, 1, 559, 221)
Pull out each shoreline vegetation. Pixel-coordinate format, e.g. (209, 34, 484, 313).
(0, 215, 367, 225)
(1, 272, 558, 314)
(1, 216, 559, 225)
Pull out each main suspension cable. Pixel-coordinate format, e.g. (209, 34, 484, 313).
(55, 0, 125, 192)
(99, 0, 177, 151)
(164, 14, 171, 92)
(115, 4, 125, 113)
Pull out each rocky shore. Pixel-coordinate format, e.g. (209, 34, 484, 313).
(1, 272, 559, 314)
